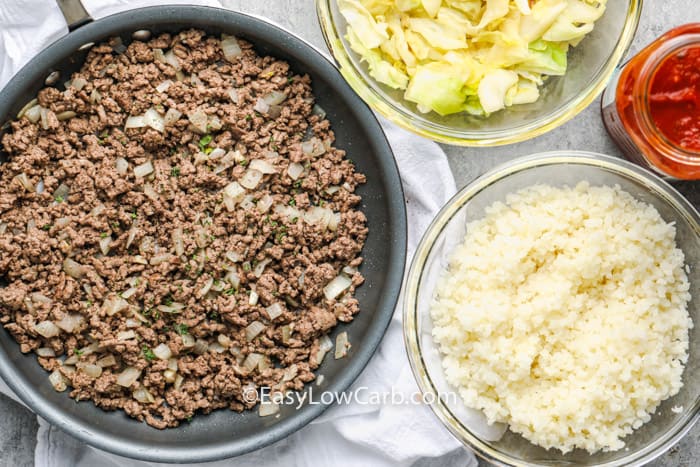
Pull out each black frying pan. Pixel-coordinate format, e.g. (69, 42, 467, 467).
(0, 1, 407, 462)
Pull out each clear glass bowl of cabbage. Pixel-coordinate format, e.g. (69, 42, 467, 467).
(316, 0, 642, 146)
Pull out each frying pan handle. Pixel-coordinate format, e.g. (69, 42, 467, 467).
(56, 0, 93, 31)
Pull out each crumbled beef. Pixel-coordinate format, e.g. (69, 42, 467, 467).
(0, 30, 366, 428)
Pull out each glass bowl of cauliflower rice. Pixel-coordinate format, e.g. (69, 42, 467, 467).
(317, 1, 641, 146)
(403, 152, 700, 466)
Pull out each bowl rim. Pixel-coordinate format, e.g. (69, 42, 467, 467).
(402, 151, 700, 466)
(316, 1, 644, 147)
(0, 5, 408, 463)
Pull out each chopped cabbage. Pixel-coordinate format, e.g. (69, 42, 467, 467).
(339, 0, 608, 116)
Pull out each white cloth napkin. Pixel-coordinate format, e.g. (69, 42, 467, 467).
(0, 1, 473, 466)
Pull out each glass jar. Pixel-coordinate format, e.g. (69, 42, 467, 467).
(602, 24, 700, 180)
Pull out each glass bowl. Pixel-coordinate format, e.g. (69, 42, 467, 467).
(316, 1, 642, 146)
(403, 152, 700, 466)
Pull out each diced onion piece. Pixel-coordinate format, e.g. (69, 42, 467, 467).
(125, 115, 146, 129)
(281, 325, 292, 344)
(209, 342, 226, 353)
(198, 277, 214, 297)
(115, 157, 129, 175)
(187, 109, 208, 134)
(304, 206, 333, 230)
(209, 147, 226, 160)
(259, 400, 280, 417)
(132, 255, 148, 264)
(249, 159, 277, 174)
(172, 228, 185, 256)
(56, 111, 77, 121)
(126, 224, 138, 250)
(246, 321, 266, 341)
(117, 367, 141, 387)
(71, 77, 87, 90)
(253, 98, 270, 114)
(243, 352, 263, 371)
(153, 343, 172, 360)
(121, 287, 138, 299)
(63, 258, 85, 279)
(265, 303, 284, 320)
(150, 253, 173, 265)
(117, 330, 136, 341)
(167, 358, 178, 371)
(282, 364, 298, 382)
(125, 318, 140, 328)
(64, 355, 80, 366)
(263, 91, 287, 106)
(209, 116, 222, 131)
(54, 183, 70, 201)
(15, 173, 34, 192)
(156, 80, 172, 93)
(134, 161, 154, 178)
(133, 386, 155, 403)
(153, 48, 165, 63)
(228, 88, 239, 103)
(323, 275, 352, 301)
(287, 162, 304, 180)
(97, 355, 116, 367)
(37, 347, 56, 357)
(257, 194, 273, 213)
(143, 183, 158, 200)
(90, 89, 102, 104)
(24, 105, 42, 123)
(239, 169, 263, 189)
(254, 258, 271, 278)
(99, 236, 112, 255)
(217, 334, 232, 348)
(174, 374, 184, 390)
(342, 265, 357, 275)
(164, 108, 182, 127)
(221, 34, 243, 62)
(40, 107, 49, 130)
(301, 138, 326, 157)
(80, 363, 102, 378)
(225, 251, 242, 263)
(102, 295, 129, 316)
(240, 194, 255, 211)
(35, 321, 60, 338)
(329, 212, 341, 232)
(325, 186, 340, 195)
(316, 334, 333, 363)
(33, 179, 44, 196)
(223, 182, 245, 210)
(335, 332, 350, 359)
(144, 107, 165, 132)
(193, 339, 209, 355)
(225, 270, 240, 289)
(181, 334, 195, 348)
(274, 204, 301, 220)
(56, 314, 84, 333)
(157, 302, 185, 314)
(249, 290, 259, 306)
(312, 104, 326, 119)
(163, 369, 177, 383)
(49, 370, 69, 392)
(17, 98, 38, 119)
(163, 50, 181, 70)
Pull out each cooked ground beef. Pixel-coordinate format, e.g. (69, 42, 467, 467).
(0, 30, 367, 428)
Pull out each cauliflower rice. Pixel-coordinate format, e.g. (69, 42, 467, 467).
(430, 183, 693, 453)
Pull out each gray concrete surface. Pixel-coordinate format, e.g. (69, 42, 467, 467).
(0, 0, 698, 466)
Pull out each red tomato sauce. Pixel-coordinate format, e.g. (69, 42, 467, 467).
(648, 45, 700, 152)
